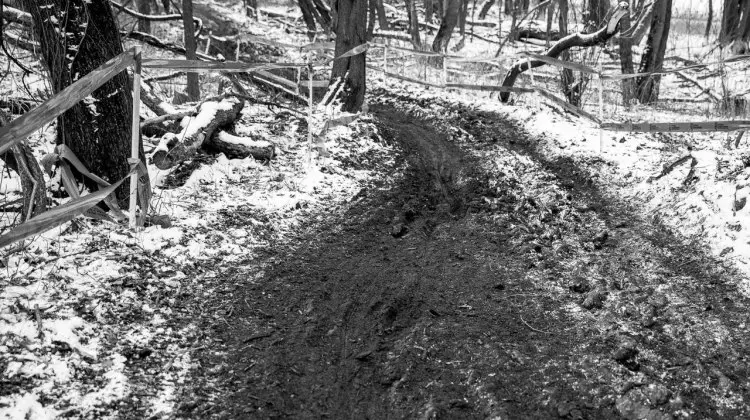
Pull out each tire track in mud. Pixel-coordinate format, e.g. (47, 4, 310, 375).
(184, 97, 750, 419)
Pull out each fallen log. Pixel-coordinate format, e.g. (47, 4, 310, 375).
(499, 4, 629, 103)
(674, 71, 721, 103)
(109, 0, 202, 33)
(151, 97, 244, 169)
(140, 83, 178, 116)
(516, 28, 562, 41)
(204, 131, 275, 160)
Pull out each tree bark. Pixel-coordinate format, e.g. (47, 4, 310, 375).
(557, 0, 578, 105)
(182, 0, 200, 101)
(705, 0, 713, 39)
(151, 98, 244, 169)
(478, 0, 494, 19)
(404, 0, 422, 47)
(586, 0, 609, 32)
(635, 0, 672, 104)
(21, 0, 149, 207)
(0, 111, 46, 221)
(376, 0, 390, 28)
(136, 0, 151, 32)
(432, 0, 462, 51)
(720, 0, 741, 46)
(619, 4, 635, 104)
(330, 0, 368, 112)
(500, 3, 628, 103)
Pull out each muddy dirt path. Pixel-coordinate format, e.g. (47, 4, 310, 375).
(182, 100, 750, 419)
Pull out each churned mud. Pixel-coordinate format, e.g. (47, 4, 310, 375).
(178, 97, 750, 419)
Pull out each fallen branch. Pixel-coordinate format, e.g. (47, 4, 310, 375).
(499, 4, 629, 102)
(109, 0, 203, 34)
(674, 71, 721, 103)
(205, 131, 275, 161)
(151, 97, 245, 169)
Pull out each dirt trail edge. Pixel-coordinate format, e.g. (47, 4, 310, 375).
(181, 102, 750, 419)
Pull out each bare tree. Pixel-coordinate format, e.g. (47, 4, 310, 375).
(619, 2, 635, 103)
(432, 0, 462, 51)
(21, 0, 149, 206)
(330, 0, 367, 112)
(706, 0, 713, 39)
(182, 0, 199, 101)
(635, 0, 672, 103)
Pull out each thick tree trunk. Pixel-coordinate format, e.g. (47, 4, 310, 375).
(720, 0, 742, 46)
(619, 5, 635, 104)
(330, 0, 368, 112)
(635, 0, 672, 104)
(500, 3, 628, 103)
(22, 0, 149, 207)
(586, 0, 609, 32)
(432, 0, 462, 51)
(376, 0, 390, 28)
(405, 0, 422, 47)
(182, 0, 200, 101)
(630, 1, 654, 45)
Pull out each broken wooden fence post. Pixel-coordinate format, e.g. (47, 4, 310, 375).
(130, 47, 142, 229)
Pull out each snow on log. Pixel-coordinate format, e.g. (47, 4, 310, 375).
(205, 131, 275, 161)
(151, 98, 244, 169)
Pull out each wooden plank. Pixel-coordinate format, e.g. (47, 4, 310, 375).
(446, 83, 534, 93)
(601, 121, 750, 133)
(141, 59, 305, 72)
(0, 49, 136, 156)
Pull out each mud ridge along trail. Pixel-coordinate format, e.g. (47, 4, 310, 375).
(181, 99, 750, 419)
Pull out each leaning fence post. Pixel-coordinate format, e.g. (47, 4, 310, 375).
(129, 47, 142, 229)
(383, 45, 388, 81)
(597, 61, 604, 153)
(442, 54, 448, 87)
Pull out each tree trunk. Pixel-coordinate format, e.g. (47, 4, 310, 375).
(21, 0, 149, 207)
(478, 0, 494, 19)
(705, 0, 713, 39)
(405, 0, 422, 47)
(504, 0, 512, 14)
(432, 0, 462, 51)
(376, 0, 390, 28)
(635, 0, 672, 104)
(720, 0, 742, 46)
(557, 0, 578, 105)
(630, 1, 654, 45)
(330, 0, 367, 112)
(545, 0, 555, 47)
(586, 0, 609, 32)
(619, 5, 635, 104)
(459, 0, 469, 37)
(0, 110, 47, 221)
(300, 0, 319, 39)
(136, 0, 151, 32)
(182, 0, 200, 101)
